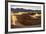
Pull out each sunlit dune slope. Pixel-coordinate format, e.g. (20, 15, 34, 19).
(11, 12, 41, 26)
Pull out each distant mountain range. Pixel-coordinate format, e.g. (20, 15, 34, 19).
(11, 8, 41, 13)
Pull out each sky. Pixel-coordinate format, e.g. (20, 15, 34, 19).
(11, 5, 41, 10)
